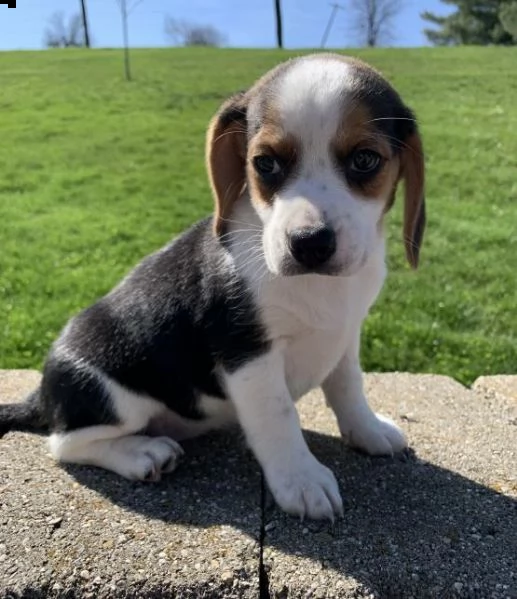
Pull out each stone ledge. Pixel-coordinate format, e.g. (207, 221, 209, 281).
(0, 371, 261, 598)
(1, 370, 516, 598)
(473, 375, 517, 401)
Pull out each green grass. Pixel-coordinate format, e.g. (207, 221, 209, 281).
(0, 47, 516, 385)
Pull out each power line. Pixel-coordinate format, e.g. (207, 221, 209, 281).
(320, 2, 345, 49)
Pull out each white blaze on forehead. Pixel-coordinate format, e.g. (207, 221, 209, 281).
(276, 58, 355, 149)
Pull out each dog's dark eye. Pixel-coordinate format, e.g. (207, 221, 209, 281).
(349, 149, 382, 174)
(253, 155, 282, 179)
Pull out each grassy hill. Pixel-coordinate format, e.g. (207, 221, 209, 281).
(0, 47, 516, 384)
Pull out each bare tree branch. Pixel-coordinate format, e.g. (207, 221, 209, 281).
(164, 17, 226, 47)
(128, 0, 145, 15)
(348, 0, 403, 47)
(44, 11, 86, 48)
(113, 0, 133, 81)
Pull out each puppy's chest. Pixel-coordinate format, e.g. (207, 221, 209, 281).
(259, 277, 364, 399)
(283, 328, 346, 400)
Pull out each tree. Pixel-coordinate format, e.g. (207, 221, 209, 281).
(274, 0, 283, 49)
(349, 0, 403, 47)
(164, 18, 226, 47)
(44, 12, 86, 48)
(114, 0, 144, 82)
(422, 0, 516, 46)
(500, 1, 517, 39)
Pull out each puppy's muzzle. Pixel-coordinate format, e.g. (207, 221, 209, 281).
(287, 225, 337, 270)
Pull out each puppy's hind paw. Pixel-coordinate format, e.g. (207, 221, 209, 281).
(121, 436, 184, 482)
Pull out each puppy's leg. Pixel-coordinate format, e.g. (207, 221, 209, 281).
(50, 428, 183, 482)
(322, 329, 407, 456)
(45, 364, 183, 481)
(224, 347, 343, 521)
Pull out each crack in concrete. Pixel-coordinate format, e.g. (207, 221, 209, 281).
(259, 475, 271, 599)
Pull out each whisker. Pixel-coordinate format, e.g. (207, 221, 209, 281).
(363, 130, 419, 156)
(227, 250, 270, 310)
(218, 180, 237, 210)
(213, 128, 247, 145)
(388, 234, 421, 252)
(226, 242, 264, 259)
(367, 117, 417, 123)
(232, 239, 264, 253)
(238, 244, 266, 264)
(226, 239, 263, 261)
(218, 216, 261, 230)
(218, 229, 262, 241)
(402, 236, 421, 251)
(234, 249, 265, 270)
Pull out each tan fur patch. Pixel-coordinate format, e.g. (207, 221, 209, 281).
(247, 124, 300, 207)
(205, 96, 248, 236)
(331, 103, 398, 203)
(400, 132, 426, 268)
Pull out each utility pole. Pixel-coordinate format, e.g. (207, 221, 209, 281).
(79, 0, 91, 48)
(321, 2, 345, 49)
(274, 0, 283, 49)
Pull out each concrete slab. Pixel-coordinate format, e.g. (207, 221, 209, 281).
(1, 371, 516, 599)
(262, 373, 517, 599)
(0, 371, 262, 598)
(473, 375, 517, 402)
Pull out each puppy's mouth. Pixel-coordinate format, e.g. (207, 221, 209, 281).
(274, 248, 369, 278)
(278, 258, 343, 277)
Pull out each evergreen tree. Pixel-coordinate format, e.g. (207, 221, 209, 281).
(422, 0, 516, 45)
(500, 1, 517, 39)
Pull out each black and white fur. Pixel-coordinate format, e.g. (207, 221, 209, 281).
(1, 54, 426, 521)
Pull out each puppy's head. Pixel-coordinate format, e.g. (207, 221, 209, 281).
(206, 53, 425, 276)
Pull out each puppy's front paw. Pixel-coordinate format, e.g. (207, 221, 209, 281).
(265, 454, 343, 521)
(343, 413, 407, 456)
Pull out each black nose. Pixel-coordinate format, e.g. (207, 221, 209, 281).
(287, 226, 337, 269)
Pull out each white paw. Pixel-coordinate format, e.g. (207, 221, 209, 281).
(342, 413, 407, 456)
(121, 436, 184, 482)
(265, 453, 343, 521)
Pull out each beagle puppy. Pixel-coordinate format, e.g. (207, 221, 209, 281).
(0, 53, 425, 521)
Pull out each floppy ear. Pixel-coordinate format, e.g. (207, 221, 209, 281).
(399, 128, 426, 269)
(205, 92, 249, 236)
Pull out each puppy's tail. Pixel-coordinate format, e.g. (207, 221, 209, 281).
(0, 388, 48, 438)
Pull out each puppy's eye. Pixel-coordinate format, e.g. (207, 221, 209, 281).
(253, 155, 282, 178)
(349, 149, 382, 174)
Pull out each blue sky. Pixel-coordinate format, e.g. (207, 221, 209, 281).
(0, 1, 451, 51)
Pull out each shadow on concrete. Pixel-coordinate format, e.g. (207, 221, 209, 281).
(62, 428, 517, 599)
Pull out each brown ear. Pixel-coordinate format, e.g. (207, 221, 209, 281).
(400, 130, 426, 269)
(205, 92, 249, 236)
